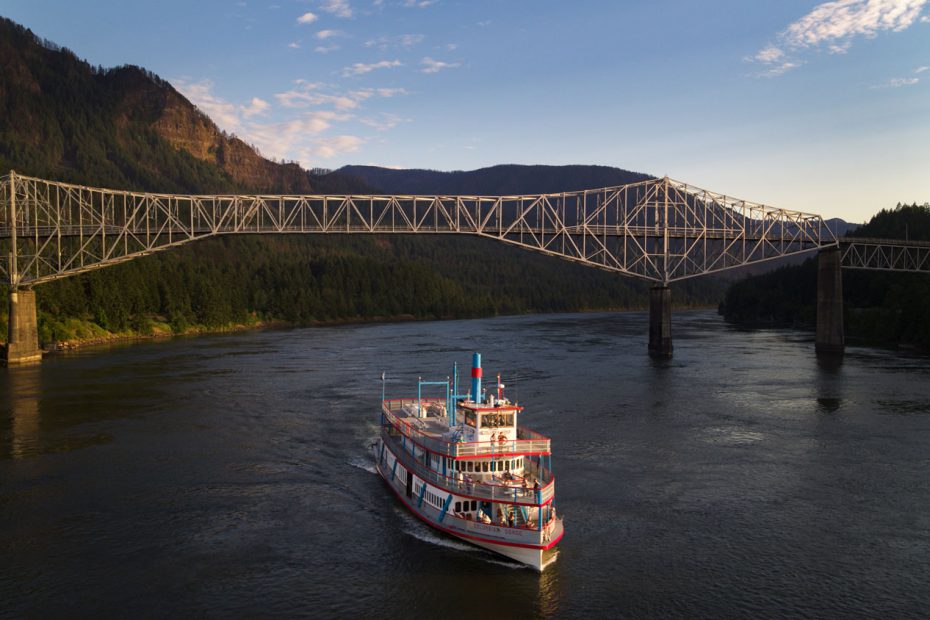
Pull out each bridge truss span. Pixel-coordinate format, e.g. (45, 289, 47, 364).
(1, 171, 838, 288)
(840, 237, 930, 273)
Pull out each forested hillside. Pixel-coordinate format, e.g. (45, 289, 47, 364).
(719, 203, 930, 349)
(339, 164, 652, 195)
(0, 16, 728, 348)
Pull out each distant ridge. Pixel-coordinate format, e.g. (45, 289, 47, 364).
(338, 164, 652, 196)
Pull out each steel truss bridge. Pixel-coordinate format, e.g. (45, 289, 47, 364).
(3, 171, 929, 288)
(3, 171, 929, 364)
(0, 170, 916, 289)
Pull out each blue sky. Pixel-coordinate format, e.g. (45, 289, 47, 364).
(4, 0, 930, 220)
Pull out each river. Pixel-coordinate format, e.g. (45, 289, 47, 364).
(2, 310, 929, 618)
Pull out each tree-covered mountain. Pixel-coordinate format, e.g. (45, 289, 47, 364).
(0, 17, 366, 194)
(338, 164, 652, 195)
(719, 203, 930, 349)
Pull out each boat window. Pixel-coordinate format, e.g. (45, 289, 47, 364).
(482, 462, 488, 472)
(455, 501, 461, 512)
(464, 410, 476, 427)
(505, 460, 510, 471)
(490, 461, 496, 472)
(467, 462, 473, 472)
(471, 501, 477, 511)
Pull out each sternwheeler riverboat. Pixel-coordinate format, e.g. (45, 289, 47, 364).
(375, 353, 563, 571)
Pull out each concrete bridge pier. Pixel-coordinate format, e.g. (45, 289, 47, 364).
(815, 247, 844, 356)
(5, 289, 42, 366)
(648, 285, 673, 359)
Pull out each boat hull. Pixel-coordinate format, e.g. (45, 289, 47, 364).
(375, 439, 562, 571)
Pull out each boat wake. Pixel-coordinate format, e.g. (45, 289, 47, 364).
(393, 507, 527, 570)
(347, 434, 381, 475)
(348, 455, 377, 475)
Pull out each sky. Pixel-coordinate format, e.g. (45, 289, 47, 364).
(4, 0, 930, 221)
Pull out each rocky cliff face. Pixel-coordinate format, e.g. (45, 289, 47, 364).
(151, 89, 314, 194)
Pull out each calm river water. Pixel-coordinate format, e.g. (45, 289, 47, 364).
(2, 310, 930, 618)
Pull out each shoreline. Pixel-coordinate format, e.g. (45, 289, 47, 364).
(2, 304, 722, 357)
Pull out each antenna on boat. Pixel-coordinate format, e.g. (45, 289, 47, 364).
(380, 371, 386, 403)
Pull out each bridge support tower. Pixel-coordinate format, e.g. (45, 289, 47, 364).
(5, 289, 42, 366)
(815, 247, 844, 356)
(648, 285, 673, 359)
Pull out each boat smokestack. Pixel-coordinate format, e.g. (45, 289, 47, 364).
(471, 352, 482, 404)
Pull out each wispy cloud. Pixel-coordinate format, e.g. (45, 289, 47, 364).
(342, 59, 403, 76)
(242, 97, 270, 117)
(288, 41, 301, 49)
(310, 135, 365, 158)
(275, 80, 408, 109)
(174, 77, 372, 166)
(175, 79, 261, 129)
(316, 29, 344, 40)
(871, 76, 920, 87)
(915, 65, 930, 73)
(420, 57, 460, 73)
(360, 113, 407, 131)
(172, 74, 393, 167)
(315, 44, 341, 54)
(365, 34, 425, 50)
(296, 11, 318, 24)
(404, 0, 436, 7)
(749, 0, 930, 76)
(321, 0, 353, 18)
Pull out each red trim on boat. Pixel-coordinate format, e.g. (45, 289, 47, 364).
(378, 461, 563, 551)
(383, 443, 555, 507)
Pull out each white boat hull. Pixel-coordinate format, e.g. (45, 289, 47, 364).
(375, 440, 563, 571)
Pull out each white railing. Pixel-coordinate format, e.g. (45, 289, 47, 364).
(382, 399, 551, 457)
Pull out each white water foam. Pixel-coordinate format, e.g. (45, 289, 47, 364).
(347, 434, 381, 475)
(392, 507, 528, 570)
(348, 455, 378, 475)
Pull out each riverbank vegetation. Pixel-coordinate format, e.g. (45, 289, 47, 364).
(0, 235, 727, 347)
(719, 203, 930, 350)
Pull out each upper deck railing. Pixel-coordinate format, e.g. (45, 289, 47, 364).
(384, 429, 556, 506)
(382, 398, 552, 457)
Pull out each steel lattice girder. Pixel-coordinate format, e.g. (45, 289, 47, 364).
(840, 238, 930, 273)
(1, 172, 841, 287)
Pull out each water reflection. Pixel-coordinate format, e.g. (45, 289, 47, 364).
(816, 397, 842, 413)
(816, 352, 844, 373)
(534, 560, 562, 618)
(2, 365, 42, 459)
